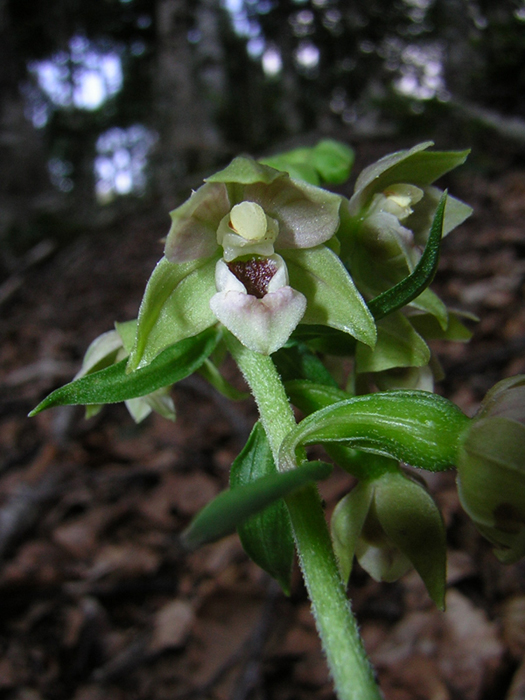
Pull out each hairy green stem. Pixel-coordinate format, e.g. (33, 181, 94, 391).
(225, 333, 382, 700)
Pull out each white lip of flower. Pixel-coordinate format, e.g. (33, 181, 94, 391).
(217, 201, 279, 262)
(210, 253, 307, 355)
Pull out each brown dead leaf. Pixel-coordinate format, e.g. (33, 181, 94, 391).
(149, 599, 195, 653)
(439, 589, 504, 699)
(87, 543, 159, 580)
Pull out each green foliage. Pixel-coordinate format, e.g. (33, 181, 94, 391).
(279, 390, 471, 474)
(230, 422, 295, 595)
(181, 457, 332, 550)
(30, 327, 220, 415)
(261, 140, 355, 186)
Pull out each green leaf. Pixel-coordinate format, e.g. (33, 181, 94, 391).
(355, 312, 430, 374)
(29, 327, 221, 416)
(284, 246, 376, 348)
(367, 191, 447, 320)
(311, 140, 355, 185)
(181, 458, 332, 550)
(279, 390, 470, 474)
(230, 422, 295, 594)
(261, 140, 354, 186)
(129, 255, 219, 370)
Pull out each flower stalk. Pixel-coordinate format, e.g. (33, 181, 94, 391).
(225, 332, 382, 700)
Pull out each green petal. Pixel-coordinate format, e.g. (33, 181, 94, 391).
(129, 255, 220, 370)
(355, 312, 430, 374)
(283, 246, 376, 348)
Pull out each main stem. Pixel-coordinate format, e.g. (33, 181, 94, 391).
(226, 334, 382, 700)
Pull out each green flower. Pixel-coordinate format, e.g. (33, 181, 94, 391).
(337, 141, 472, 385)
(128, 156, 375, 367)
(331, 465, 446, 607)
(456, 375, 525, 563)
(76, 323, 175, 423)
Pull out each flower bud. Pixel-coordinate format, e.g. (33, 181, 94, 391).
(456, 375, 525, 563)
(331, 467, 446, 607)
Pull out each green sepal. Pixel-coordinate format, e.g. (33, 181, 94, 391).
(181, 458, 332, 550)
(331, 469, 447, 608)
(279, 390, 470, 473)
(371, 471, 447, 608)
(284, 246, 376, 348)
(410, 310, 474, 342)
(332, 481, 375, 583)
(261, 140, 354, 186)
(198, 359, 249, 401)
(115, 319, 139, 353)
(230, 422, 295, 595)
(356, 312, 430, 374)
(206, 156, 283, 186)
(409, 186, 473, 242)
(408, 288, 448, 330)
(29, 327, 221, 416)
(128, 254, 219, 370)
(350, 142, 469, 214)
(367, 191, 446, 321)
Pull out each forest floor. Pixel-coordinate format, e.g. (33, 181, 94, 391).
(1, 142, 525, 700)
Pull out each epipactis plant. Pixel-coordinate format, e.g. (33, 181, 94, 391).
(31, 139, 525, 700)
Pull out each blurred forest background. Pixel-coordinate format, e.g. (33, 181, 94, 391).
(2, 2, 525, 700)
(2, 0, 525, 262)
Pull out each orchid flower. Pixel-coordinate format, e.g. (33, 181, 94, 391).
(334, 142, 473, 388)
(128, 156, 375, 367)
